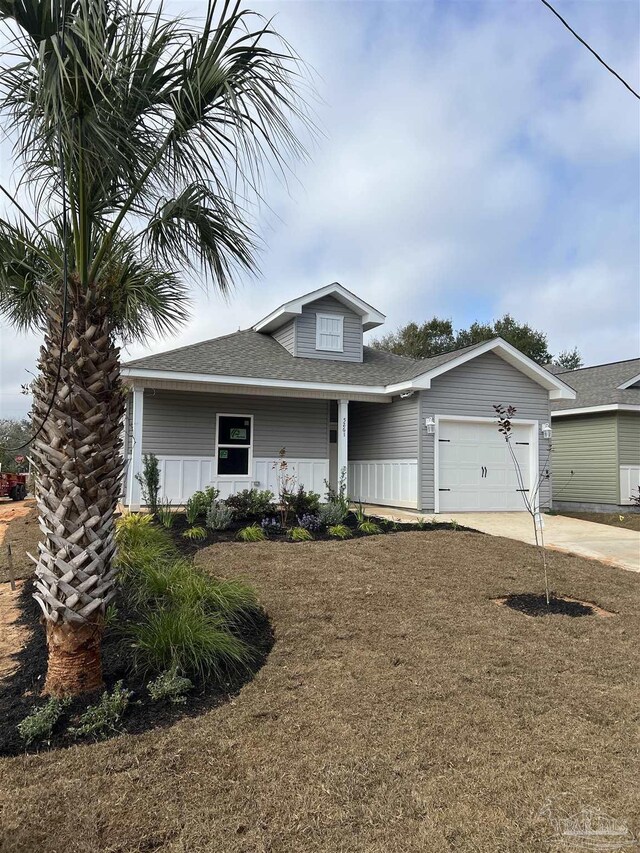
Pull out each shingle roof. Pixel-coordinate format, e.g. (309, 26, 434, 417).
(124, 329, 419, 386)
(551, 359, 640, 412)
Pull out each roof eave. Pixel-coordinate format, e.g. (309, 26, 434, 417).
(551, 403, 640, 418)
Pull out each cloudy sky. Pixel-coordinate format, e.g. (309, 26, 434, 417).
(1, 0, 639, 419)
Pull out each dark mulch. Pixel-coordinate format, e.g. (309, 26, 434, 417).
(0, 580, 273, 757)
(502, 592, 595, 618)
(555, 510, 640, 532)
(169, 510, 477, 557)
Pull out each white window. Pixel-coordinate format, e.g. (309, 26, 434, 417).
(216, 414, 253, 476)
(316, 313, 344, 352)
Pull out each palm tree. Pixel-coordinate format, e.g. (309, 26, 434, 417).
(0, 0, 309, 696)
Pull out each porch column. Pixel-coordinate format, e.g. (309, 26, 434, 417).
(128, 386, 144, 510)
(337, 398, 349, 496)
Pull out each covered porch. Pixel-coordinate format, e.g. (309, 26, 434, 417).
(121, 375, 368, 509)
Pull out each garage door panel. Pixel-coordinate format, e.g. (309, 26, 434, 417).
(438, 420, 532, 512)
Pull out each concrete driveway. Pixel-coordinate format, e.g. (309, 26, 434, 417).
(365, 506, 640, 572)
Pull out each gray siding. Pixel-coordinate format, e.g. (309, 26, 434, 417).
(294, 295, 363, 362)
(618, 412, 640, 466)
(419, 352, 552, 510)
(552, 414, 618, 504)
(349, 395, 419, 459)
(272, 318, 295, 355)
(142, 390, 329, 458)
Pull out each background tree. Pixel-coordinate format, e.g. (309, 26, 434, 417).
(0, 419, 32, 472)
(372, 313, 554, 364)
(371, 318, 455, 360)
(0, 0, 309, 696)
(553, 347, 583, 370)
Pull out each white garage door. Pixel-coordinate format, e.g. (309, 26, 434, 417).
(438, 420, 532, 512)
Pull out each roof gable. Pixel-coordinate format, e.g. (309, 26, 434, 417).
(253, 282, 385, 333)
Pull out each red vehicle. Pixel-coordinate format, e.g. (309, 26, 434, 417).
(0, 472, 28, 501)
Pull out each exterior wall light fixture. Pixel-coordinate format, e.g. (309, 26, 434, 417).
(425, 417, 436, 434)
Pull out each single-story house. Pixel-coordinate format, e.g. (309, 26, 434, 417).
(550, 359, 640, 511)
(121, 282, 575, 513)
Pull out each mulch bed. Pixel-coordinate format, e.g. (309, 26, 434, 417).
(500, 592, 595, 618)
(169, 511, 476, 556)
(0, 580, 273, 757)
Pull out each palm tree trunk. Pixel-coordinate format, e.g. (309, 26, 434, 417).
(30, 282, 125, 697)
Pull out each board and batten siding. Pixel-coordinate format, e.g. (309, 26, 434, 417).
(617, 413, 640, 466)
(294, 295, 363, 362)
(141, 389, 329, 458)
(272, 318, 295, 355)
(552, 414, 618, 504)
(419, 351, 552, 511)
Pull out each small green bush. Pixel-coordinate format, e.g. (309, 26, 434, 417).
(283, 486, 321, 518)
(147, 668, 193, 704)
(129, 607, 251, 681)
(226, 488, 274, 521)
(18, 697, 71, 745)
(182, 525, 207, 541)
(328, 524, 352, 540)
(358, 519, 382, 535)
(236, 523, 266, 542)
(289, 526, 313, 542)
(136, 454, 160, 516)
(68, 682, 132, 739)
(324, 470, 350, 518)
(184, 496, 201, 525)
(206, 500, 233, 531)
(189, 487, 220, 519)
(318, 502, 346, 527)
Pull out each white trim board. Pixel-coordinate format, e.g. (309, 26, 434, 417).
(618, 373, 640, 390)
(433, 415, 539, 514)
(552, 404, 640, 418)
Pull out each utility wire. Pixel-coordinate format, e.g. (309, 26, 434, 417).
(1, 1, 71, 453)
(540, 0, 640, 100)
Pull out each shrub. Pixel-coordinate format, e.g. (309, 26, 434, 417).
(318, 502, 346, 527)
(284, 485, 320, 518)
(129, 607, 251, 681)
(324, 469, 350, 518)
(136, 453, 160, 516)
(182, 525, 207, 541)
(358, 519, 382, 535)
(206, 500, 233, 531)
(290, 526, 313, 542)
(226, 488, 274, 521)
(147, 669, 193, 704)
(630, 487, 640, 507)
(115, 516, 175, 575)
(68, 682, 132, 739)
(18, 697, 71, 745)
(296, 513, 321, 531)
(328, 524, 352, 540)
(236, 523, 266, 542)
(190, 487, 220, 518)
(157, 499, 175, 528)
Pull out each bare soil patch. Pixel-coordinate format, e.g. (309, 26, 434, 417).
(1, 531, 638, 853)
(493, 594, 616, 619)
(0, 499, 39, 584)
(556, 510, 640, 532)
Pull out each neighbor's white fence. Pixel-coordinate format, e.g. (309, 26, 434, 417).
(620, 465, 640, 505)
(348, 459, 418, 509)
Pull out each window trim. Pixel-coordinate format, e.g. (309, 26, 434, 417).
(215, 413, 254, 478)
(316, 312, 344, 353)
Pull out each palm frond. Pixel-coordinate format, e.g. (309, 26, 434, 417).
(144, 183, 257, 292)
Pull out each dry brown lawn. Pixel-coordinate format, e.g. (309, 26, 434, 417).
(1, 531, 638, 853)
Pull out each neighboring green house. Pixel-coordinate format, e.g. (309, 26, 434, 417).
(551, 359, 640, 511)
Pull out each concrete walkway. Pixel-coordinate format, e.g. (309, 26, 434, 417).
(363, 505, 640, 572)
